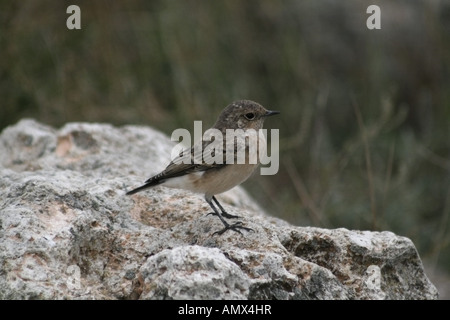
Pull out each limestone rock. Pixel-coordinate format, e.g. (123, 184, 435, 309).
(0, 119, 438, 299)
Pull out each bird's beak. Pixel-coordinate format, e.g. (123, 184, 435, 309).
(264, 110, 280, 117)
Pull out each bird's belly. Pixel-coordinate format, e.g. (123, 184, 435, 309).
(161, 164, 257, 197)
(200, 164, 257, 196)
(162, 171, 204, 190)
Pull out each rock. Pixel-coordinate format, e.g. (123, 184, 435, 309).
(0, 119, 438, 299)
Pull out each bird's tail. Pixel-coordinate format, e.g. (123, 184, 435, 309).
(126, 178, 163, 195)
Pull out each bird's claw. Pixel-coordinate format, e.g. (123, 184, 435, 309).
(212, 222, 254, 236)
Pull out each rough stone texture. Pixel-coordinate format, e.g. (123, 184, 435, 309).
(0, 119, 438, 300)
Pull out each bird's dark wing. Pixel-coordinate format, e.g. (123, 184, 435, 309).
(126, 131, 252, 196)
(154, 128, 258, 182)
(145, 140, 226, 183)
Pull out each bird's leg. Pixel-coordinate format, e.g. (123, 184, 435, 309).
(211, 196, 240, 219)
(206, 198, 253, 236)
(206, 196, 240, 219)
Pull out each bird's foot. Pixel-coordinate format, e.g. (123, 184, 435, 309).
(212, 221, 254, 236)
(207, 211, 241, 219)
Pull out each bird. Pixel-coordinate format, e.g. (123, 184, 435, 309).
(126, 100, 279, 235)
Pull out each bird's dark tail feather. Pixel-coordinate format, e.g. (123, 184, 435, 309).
(126, 178, 163, 195)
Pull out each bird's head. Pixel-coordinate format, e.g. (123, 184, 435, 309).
(213, 100, 279, 131)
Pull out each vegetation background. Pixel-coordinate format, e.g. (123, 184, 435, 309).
(1, 0, 449, 297)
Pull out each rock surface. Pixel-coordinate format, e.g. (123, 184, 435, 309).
(0, 119, 438, 299)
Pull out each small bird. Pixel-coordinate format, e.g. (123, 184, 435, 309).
(126, 100, 279, 235)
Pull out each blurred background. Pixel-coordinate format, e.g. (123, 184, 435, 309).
(1, 0, 449, 296)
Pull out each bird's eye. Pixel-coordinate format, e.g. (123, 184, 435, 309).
(244, 113, 255, 120)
